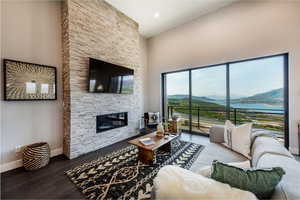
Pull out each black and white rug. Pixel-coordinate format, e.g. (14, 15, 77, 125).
(66, 140, 203, 200)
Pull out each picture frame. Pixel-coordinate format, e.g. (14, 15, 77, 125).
(3, 59, 57, 101)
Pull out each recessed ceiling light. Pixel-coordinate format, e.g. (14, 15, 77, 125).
(154, 12, 160, 18)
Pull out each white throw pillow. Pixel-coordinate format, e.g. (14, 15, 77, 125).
(148, 112, 160, 124)
(198, 160, 251, 177)
(223, 120, 252, 159)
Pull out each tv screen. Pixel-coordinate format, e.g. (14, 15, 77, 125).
(88, 58, 134, 94)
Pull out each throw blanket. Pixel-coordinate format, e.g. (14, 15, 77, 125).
(154, 165, 257, 200)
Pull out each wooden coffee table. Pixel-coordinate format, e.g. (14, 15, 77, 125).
(128, 132, 179, 165)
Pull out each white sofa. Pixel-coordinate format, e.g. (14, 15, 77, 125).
(154, 126, 300, 200)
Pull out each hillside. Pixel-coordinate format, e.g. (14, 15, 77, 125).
(168, 95, 215, 102)
(232, 88, 283, 104)
(169, 88, 283, 105)
(168, 97, 226, 121)
(168, 97, 224, 109)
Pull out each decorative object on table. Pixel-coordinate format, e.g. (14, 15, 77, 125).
(163, 122, 169, 132)
(23, 142, 50, 171)
(211, 160, 285, 199)
(168, 118, 181, 134)
(144, 112, 160, 129)
(66, 140, 204, 200)
(139, 137, 155, 146)
(156, 123, 165, 137)
(3, 59, 57, 101)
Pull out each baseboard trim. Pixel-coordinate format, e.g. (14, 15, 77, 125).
(0, 147, 63, 173)
(0, 159, 23, 173)
(51, 147, 63, 157)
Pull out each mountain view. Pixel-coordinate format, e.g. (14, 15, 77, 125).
(167, 88, 284, 135)
(232, 88, 283, 104)
(167, 94, 216, 102)
(168, 88, 283, 106)
(165, 56, 285, 139)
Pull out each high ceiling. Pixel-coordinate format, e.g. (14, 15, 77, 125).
(105, 0, 239, 38)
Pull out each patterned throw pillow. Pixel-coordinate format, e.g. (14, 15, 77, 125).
(223, 120, 252, 159)
(148, 112, 160, 124)
(211, 160, 285, 199)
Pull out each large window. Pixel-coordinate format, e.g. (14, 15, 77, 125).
(162, 54, 288, 147)
(165, 71, 190, 131)
(191, 65, 227, 135)
(229, 57, 285, 143)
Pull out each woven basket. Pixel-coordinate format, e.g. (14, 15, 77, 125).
(23, 142, 50, 171)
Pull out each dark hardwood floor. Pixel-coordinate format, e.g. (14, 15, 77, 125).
(1, 137, 132, 199)
(2, 132, 297, 199)
(1, 133, 208, 199)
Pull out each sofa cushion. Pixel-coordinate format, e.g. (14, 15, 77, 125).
(211, 160, 285, 199)
(251, 136, 293, 167)
(209, 125, 225, 143)
(251, 130, 274, 145)
(209, 125, 276, 146)
(154, 165, 257, 200)
(198, 160, 251, 177)
(223, 120, 252, 159)
(257, 154, 300, 200)
(190, 143, 248, 173)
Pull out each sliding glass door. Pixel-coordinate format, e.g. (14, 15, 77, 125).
(162, 54, 288, 147)
(164, 71, 191, 132)
(191, 65, 227, 135)
(229, 56, 285, 144)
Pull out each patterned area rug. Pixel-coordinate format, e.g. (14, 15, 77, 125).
(66, 140, 203, 200)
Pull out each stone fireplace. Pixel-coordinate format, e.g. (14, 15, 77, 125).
(62, 0, 144, 159)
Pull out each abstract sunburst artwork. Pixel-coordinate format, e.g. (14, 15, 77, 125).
(4, 59, 57, 101)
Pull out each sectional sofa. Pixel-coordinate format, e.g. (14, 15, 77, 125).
(155, 126, 300, 200)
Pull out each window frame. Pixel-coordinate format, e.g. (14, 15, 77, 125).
(161, 53, 289, 148)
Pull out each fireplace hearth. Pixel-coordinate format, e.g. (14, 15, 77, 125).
(96, 112, 128, 133)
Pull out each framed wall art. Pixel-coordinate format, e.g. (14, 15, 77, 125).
(3, 59, 57, 101)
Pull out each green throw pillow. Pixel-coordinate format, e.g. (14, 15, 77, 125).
(211, 160, 285, 199)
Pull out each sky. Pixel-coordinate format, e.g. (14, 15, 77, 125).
(166, 56, 284, 98)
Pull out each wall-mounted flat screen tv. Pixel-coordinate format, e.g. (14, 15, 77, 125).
(88, 58, 134, 94)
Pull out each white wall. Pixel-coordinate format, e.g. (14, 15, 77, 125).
(0, 1, 149, 171)
(147, 1, 300, 154)
(1, 1, 63, 171)
(139, 35, 148, 112)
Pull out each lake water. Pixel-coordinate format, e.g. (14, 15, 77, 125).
(217, 102, 283, 113)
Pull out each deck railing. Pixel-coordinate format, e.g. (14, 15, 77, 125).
(167, 105, 284, 136)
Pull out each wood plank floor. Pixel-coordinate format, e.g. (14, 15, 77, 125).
(1, 133, 208, 199)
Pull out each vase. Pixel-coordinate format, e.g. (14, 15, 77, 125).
(156, 123, 165, 137)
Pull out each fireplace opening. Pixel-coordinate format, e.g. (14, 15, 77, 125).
(96, 112, 128, 133)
